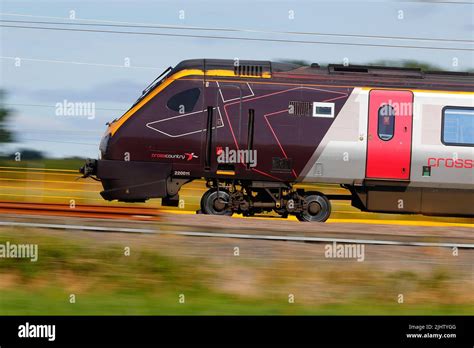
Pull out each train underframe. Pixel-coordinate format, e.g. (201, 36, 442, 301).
(191, 179, 332, 222)
(173, 179, 473, 220)
(81, 159, 473, 222)
(80, 159, 334, 222)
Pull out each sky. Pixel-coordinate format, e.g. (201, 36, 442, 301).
(1, 0, 473, 158)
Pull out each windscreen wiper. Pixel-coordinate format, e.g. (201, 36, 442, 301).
(128, 66, 173, 109)
(141, 66, 172, 96)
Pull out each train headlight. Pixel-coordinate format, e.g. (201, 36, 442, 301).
(99, 134, 111, 159)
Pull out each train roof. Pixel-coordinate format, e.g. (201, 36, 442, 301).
(171, 59, 474, 92)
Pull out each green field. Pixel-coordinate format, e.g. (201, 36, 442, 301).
(0, 227, 472, 315)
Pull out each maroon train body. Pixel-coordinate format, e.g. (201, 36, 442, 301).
(81, 59, 474, 222)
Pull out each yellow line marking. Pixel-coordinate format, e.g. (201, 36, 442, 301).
(184, 77, 474, 96)
(108, 68, 270, 136)
(85, 64, 474, 137)
(0, 166, 78, 172)
(162, 209, 472, 226)
(0, 178, 99, 185)
(0, 193, 103, 201)
(108, 69, 202, 135)
(216, 170, 235, 176)
(0, 170, 82, 177)
(162, 209, 299, 220)
(327, 218, 473, 228)
(0, 185, 98, 193)
(162, 209, 194, 215)
(360, 87, 474, 95)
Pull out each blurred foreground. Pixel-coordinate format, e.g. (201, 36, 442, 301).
(0, 158, 473, 315)
(0, 226, 472, 315)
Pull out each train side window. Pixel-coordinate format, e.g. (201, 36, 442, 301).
(442, 107, 474, 146)
(377, 104, 395, 141)
(167, 88, 201, 113)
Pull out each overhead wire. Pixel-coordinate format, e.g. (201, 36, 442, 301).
(1, 24, 472, 51)
(0, 19, 472, 44)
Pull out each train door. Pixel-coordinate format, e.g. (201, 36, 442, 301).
(366, 89, 413, 180)
(202, 81, 242, 174)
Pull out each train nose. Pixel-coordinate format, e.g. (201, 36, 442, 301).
(82, 159, 173, 202)
(79, 159, 98, 177)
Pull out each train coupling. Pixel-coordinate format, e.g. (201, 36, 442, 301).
(79, 159, 98, 178)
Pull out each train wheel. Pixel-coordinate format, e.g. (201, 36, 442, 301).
(200, 189, 212, 212)
(296, 192, 331, 222)
(201, 189, 233, 216)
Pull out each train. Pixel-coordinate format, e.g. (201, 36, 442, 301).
(80, 59, 474, 222)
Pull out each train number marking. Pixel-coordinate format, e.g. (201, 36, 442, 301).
(174, 170, 190, 176)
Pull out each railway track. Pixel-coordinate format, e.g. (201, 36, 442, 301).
(1, 213, 473, 249)
(0, 201, 160, 220)
(1, 200, 472, 227)
(0, 200, 472, 249)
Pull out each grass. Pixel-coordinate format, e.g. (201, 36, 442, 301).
(0, 227, 472, 315)
(1, 288, 470, 315)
